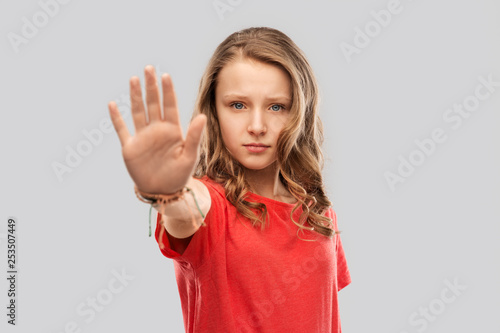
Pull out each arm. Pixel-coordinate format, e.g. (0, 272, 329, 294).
(108, 65, 209, 245)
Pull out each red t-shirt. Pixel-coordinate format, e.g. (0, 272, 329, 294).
(155, 176, 351, 332)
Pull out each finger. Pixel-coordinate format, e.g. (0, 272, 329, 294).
(183, 114, 207, 159)
(130, 76, 147, 132)
(161, 73, 181, 126)
(108, 101, 131, 147)
(144, 65, 162, 123)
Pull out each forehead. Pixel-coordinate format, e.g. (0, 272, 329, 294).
(216, 58, 292, 100)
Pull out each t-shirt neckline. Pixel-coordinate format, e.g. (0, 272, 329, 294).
(201, 175, 299, 208)
(245, 190, 299, 208)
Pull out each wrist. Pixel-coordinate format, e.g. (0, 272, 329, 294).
(134, 185, 187, 206)
(134, 184, 207, 230)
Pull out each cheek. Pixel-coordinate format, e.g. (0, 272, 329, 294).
(219, 116, 242, 139)
(270, 120, 287, 138)
(218, 120, 231, 142)
(218, 120, 238, 154)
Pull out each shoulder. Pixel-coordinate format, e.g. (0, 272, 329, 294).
(196, 175, 227, 204)
(323, 207, 339, 230)
(197, 175, 224, 192)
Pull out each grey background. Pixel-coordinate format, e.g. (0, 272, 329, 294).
(1, 0, 499, 332)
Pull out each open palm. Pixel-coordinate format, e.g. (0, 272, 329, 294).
(108, 65, 207, 194)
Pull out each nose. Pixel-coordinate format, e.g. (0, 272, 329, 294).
(247, 109, 267, 136)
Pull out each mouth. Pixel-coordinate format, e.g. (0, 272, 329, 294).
(244, 144, 270, 153)
(243, 143, 270, 148)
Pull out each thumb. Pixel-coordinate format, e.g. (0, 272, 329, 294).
(184, 114, 207, 159)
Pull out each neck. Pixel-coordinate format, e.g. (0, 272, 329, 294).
(244, 162, 293, 201)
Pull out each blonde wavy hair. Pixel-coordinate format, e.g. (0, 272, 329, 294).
(191, 26, 339, 239)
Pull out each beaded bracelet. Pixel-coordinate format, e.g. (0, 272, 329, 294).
(134, 185, 206, 237)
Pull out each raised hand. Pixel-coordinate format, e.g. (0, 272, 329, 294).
(108, 65, 207, 194)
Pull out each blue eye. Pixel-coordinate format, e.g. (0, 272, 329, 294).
(232, 102, 244, 110)
(230, 102, 285, 111)
(271, 104, 284, 112)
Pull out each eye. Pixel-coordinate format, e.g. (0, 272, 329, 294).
(230, 102, 245, 110)
(270, 104, 285, 112)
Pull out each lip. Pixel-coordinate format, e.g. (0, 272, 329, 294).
(244, 143, 270, 147)
(244, 143, 270, 153)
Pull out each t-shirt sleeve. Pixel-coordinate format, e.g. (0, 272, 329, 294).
(331, 209, 351, 291)
(154, 176, 227, 268)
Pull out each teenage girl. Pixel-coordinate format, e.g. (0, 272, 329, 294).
(108, 26, 350, 333)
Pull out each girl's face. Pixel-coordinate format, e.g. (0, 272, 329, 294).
(215, 58, 292, 173)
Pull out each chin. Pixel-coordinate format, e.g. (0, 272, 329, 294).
(240, 160, 276, 172)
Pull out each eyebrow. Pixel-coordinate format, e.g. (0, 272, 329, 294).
(222, 93, 291, 102)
